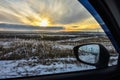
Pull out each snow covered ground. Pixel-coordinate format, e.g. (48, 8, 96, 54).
(0, 33, 119, 79)
(0, 58, 95, 79)
(53, 44, 73, 50)
(0, 56, 117, 79)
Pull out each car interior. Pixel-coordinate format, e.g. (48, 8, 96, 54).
(0, 0, 120, 80)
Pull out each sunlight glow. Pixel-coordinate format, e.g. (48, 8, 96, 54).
(39, 19, 49, 27)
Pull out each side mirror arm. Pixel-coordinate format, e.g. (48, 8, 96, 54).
(96, 44, 110, 68)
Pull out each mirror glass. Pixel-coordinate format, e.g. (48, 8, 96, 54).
(78, 44, 100, 64)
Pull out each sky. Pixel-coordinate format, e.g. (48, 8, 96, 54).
(0, 0, 102, 32)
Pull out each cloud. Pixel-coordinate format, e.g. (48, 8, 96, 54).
(0, 0, 93, 25)
(0, 23, 64, 31)
(0, 0, 100, 32)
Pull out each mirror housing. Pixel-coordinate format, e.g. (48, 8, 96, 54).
(74, 43, 110, 69)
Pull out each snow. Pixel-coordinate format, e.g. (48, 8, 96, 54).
(79, 54, 97, 64)
(0, 56, 117, 79)
(79, 44, 100, 53)
(53, 58, 76, 61)
(53, 44, 73, 50)
(0, 59, 95, 79)
(109, 56, 118, 66)
(57, 37, 93, 42)
(3, 52, 13, 57)
(32, 49, 36, 53)
(0, 41, 12, 48)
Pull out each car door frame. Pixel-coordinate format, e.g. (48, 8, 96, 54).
(88, 0, 120, 65)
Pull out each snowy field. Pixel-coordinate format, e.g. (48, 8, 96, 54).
(0, 32, 118, 79)
(0, 59, 95, 79)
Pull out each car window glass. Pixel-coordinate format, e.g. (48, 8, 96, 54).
(0, 0, 118, 79)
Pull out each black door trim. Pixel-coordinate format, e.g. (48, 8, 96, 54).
(89, 0, 120, 56)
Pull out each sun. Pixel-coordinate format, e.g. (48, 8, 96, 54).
(39, 19, 49, 27)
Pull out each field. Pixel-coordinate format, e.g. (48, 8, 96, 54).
(0, 32, 118, 79)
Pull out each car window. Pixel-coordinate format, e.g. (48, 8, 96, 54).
(0, 0, 118, 79)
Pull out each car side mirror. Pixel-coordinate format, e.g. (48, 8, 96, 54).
(74, 43, 110, 69)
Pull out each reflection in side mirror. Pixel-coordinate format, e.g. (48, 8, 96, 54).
(74, 44, 110, 69)
(78, 45, 100, 64)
